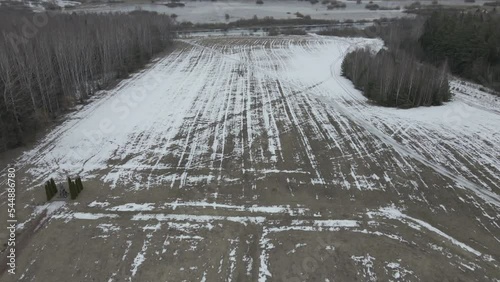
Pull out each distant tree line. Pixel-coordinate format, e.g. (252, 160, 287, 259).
(341, 49, 450, 108)
(318, 17, 425, 51)
(317, 27, 371, 37)
(268, 27, 308, 36)
(419, 12, 500, 91)
(339, 17, 452, 108)
(340, 11, 500, 107)
(483, 1, 500, 7)
(176, 16, 374, 31)
(0, 10, 174, 152)
(377, 12, 500, 91)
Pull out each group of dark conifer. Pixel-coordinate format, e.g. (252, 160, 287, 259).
(67, 176, 84, 200)
(44, 178, 58, 201)
(44, 176, 84, 201)
(374, 12, 499, 92)
(337, 10, 499, 106)
(419, 12, 500, 91)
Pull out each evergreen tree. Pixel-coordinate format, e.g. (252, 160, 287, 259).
(50, 178, 58, 195)
(75, 177, 81, 193)
(47, 181, 54, 199)
(420, 11, 500, 91)
(74, 178, 79, 193)
(76, 177, 84, 192)
(45, 183, 52, 201)
(68, 177, 77, 200)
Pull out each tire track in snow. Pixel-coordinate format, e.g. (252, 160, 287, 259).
(180, 37, 500, 208)
(325, 46, 500, 207)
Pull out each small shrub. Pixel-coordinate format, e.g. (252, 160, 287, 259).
(295, 12, 305, 18)
(365, 2, 379, 10)
(281, 28, 307, 35)
(45, 182, 52, 201)
(327, 1, 346, 9)
(165, 2, 185, 7)
(50, 178, 58, 195)
(268, 27, 279, 36)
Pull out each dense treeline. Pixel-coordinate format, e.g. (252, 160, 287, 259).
(0, 10, 174, 151)
(177, 16, 374, 31)
(318, 17, 426, 54)
(372, 12, 500, 91)
(376, 17, 426, 57)
(317, 26, 371, 37)
(341, 49, 450, 108)
(419, 12, 500, 91)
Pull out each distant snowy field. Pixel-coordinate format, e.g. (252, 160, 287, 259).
(4, 0, 490, 23)
(65, 0, 406, 22)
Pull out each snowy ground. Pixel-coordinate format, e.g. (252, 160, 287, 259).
(1, 36, 499, 281)
(58, 0, 495, 23)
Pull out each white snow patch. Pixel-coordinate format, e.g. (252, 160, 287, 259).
(131, 213, 266, 225)
(53, 212, 119, 220)
(291, 219, 359, 228)
(88, 201, 110, 208)
(108, 203, 155, 212)
(162, 201, 308, 215)
(351, 254, 377, 281)
(97, 223, 120, 233)
(372, 206, 484, 257)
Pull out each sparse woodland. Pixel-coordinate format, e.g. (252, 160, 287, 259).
(341, 49, 450, 107)
(0, 10, 174, 152)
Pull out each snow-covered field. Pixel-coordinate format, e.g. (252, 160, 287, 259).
(56, 0, 495, 23)
(64, 0, 406, 22)
(1, 36, 499, 281)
